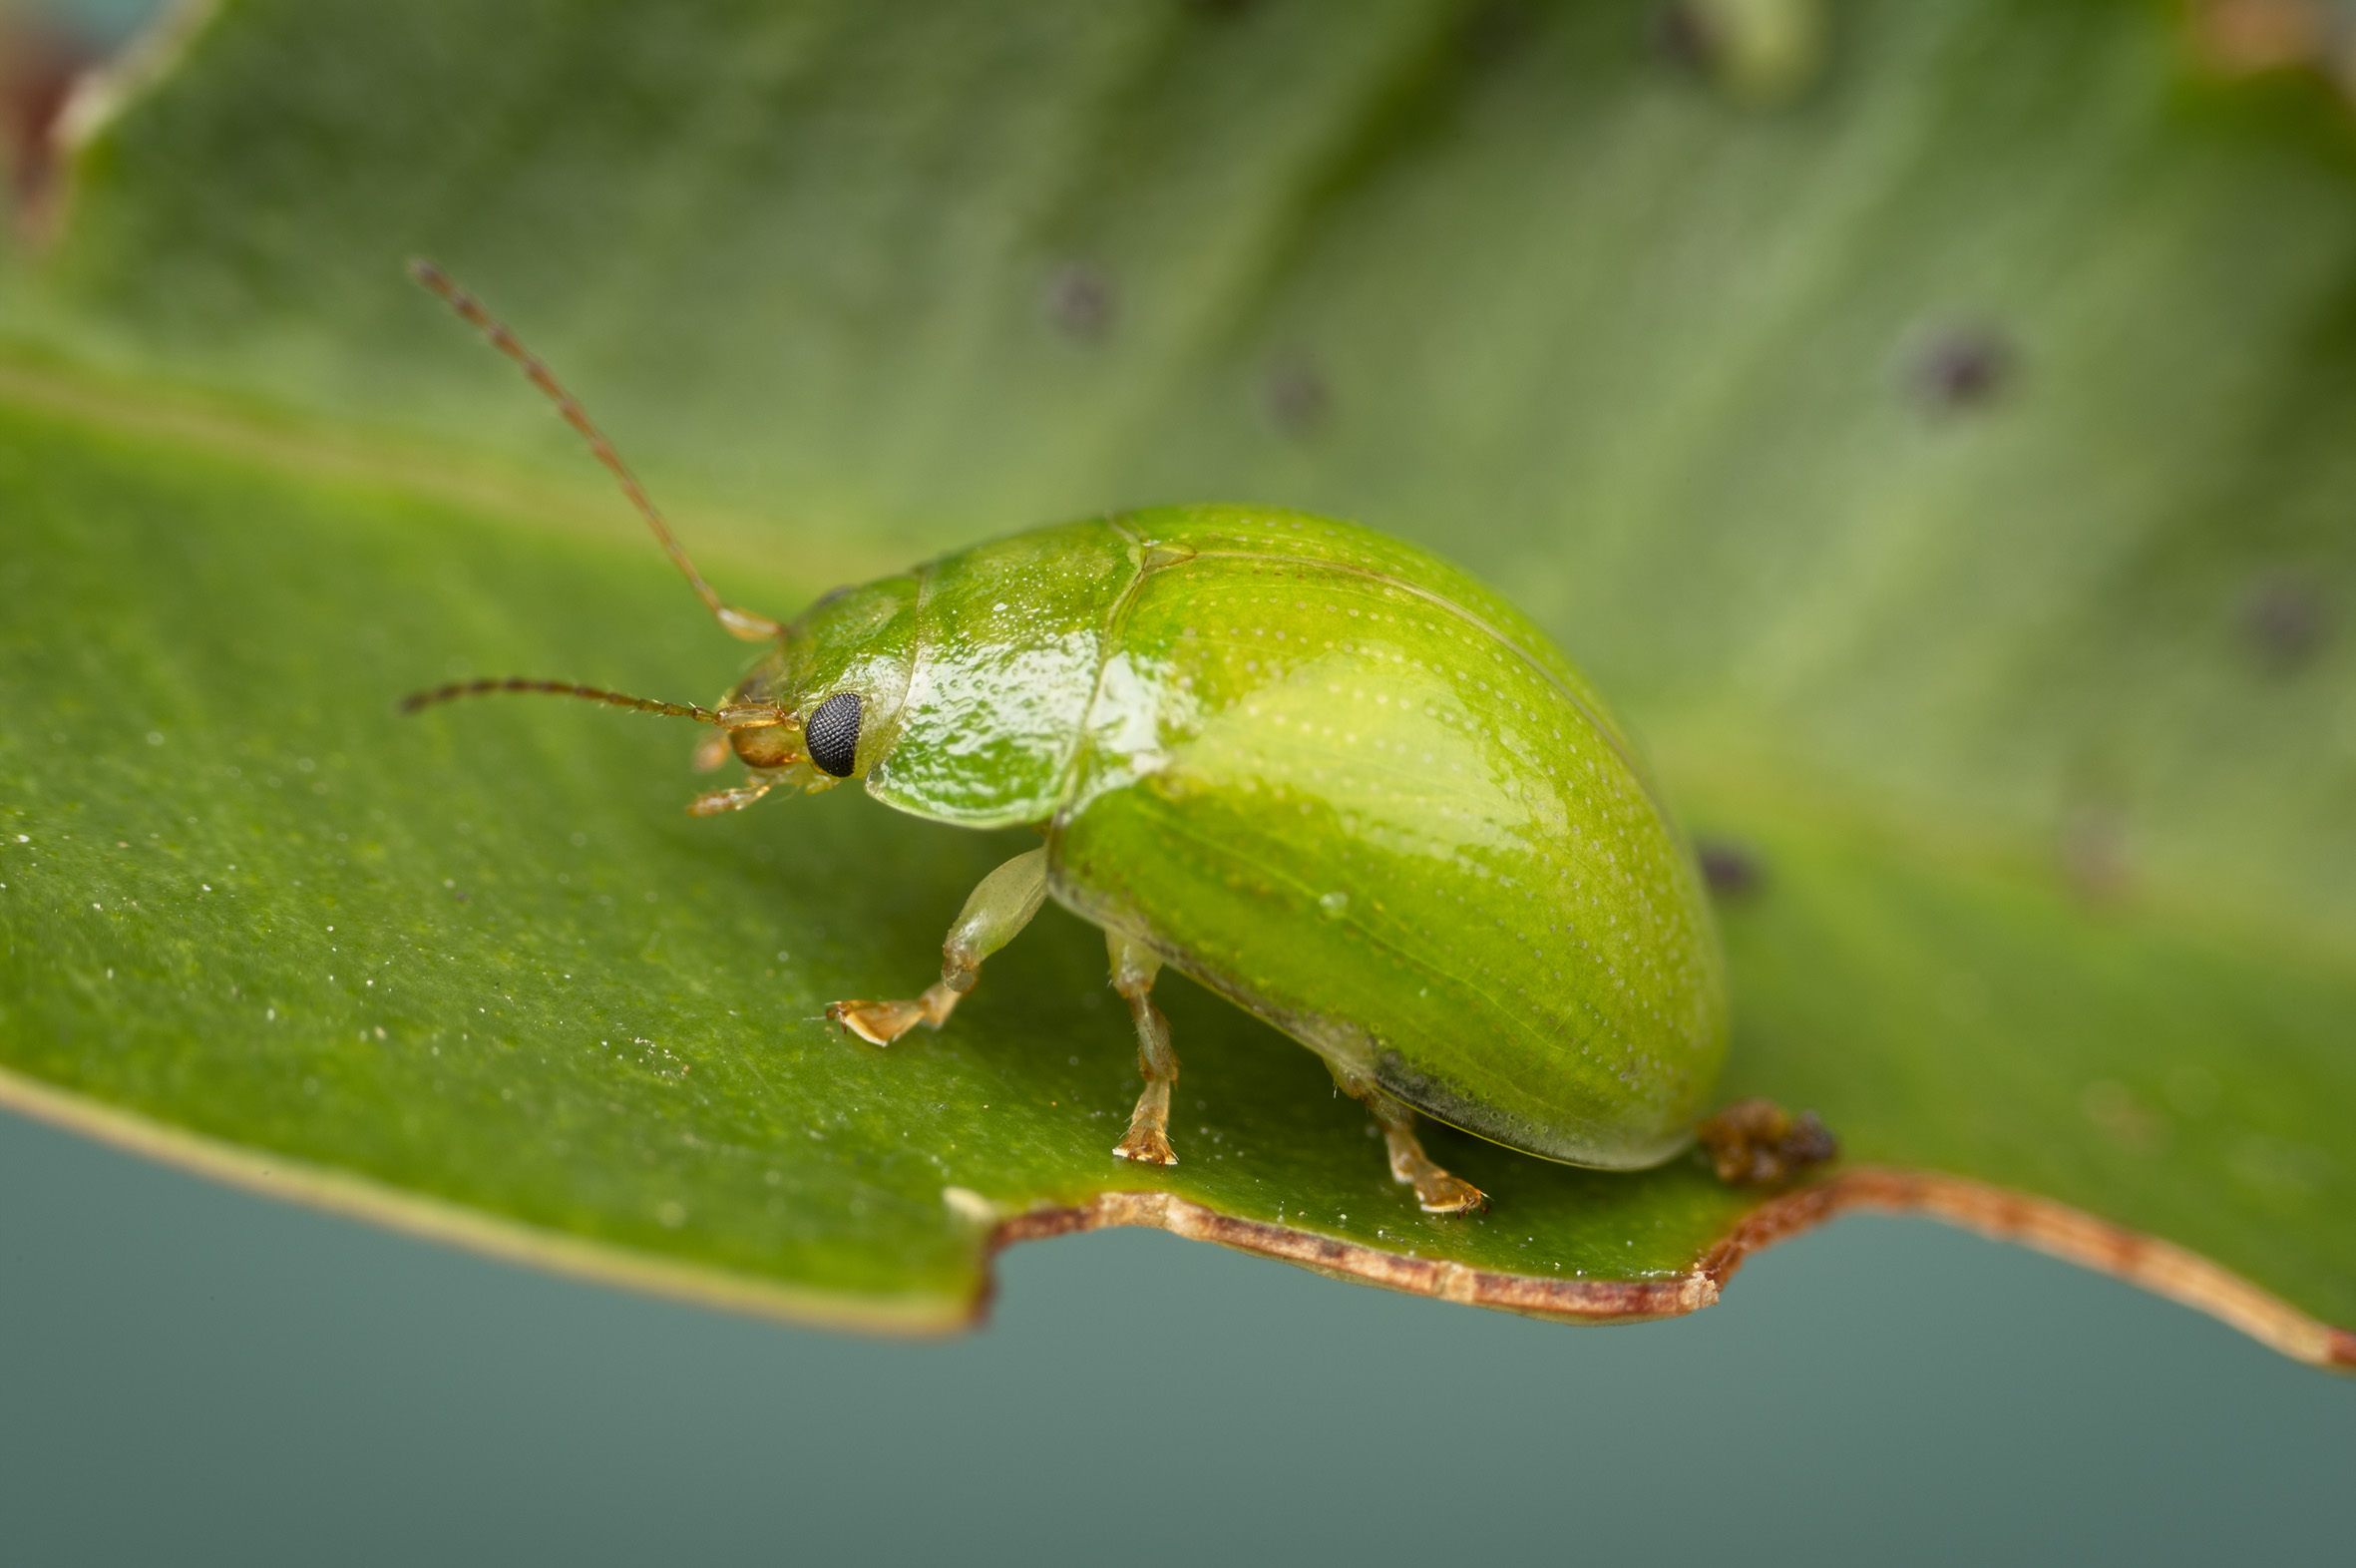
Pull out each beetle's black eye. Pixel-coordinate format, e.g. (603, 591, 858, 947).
(805, 692, 863, 778)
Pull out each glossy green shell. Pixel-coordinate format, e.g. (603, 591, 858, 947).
(739, 505, 1729, 1169)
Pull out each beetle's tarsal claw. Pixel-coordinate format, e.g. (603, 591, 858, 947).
(826, 981, 961, 1046)
(1376, 1115, 1488, 1214)
(1411, 1171, 1490, 1216)
(1113, 1078, 1178, 1164)
(1113, 1126, 1178, 1166)
(1695, 1098, 1839, 1185)
(824, 999, 901, 1044)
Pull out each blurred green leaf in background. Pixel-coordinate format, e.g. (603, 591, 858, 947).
(0, 0, 2351, 1365)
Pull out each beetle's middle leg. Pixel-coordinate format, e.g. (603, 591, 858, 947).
(826, 847, 1047, 1045)
(1331, 1064, 1489, 1215)
(1108, 931, 1181, 1166)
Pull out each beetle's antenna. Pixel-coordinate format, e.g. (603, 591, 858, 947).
(408, 258, 783, 644)
(400, 676, 787, 729)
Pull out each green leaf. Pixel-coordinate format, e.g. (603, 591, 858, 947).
(3, 0, 2352, 1360)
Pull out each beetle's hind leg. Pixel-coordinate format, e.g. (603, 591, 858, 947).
(1332, 1066, 1488, 1215)
(1107, 932, 1181, 1166)
(826, 847, 1047, 1045)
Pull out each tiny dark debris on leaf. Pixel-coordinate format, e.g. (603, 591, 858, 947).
(1041, 260, 1115, 342)
(2239, 572, 2331, 671)
(1905, 321, 2016, 414)
(1459, 0, 1541, 67)
(1649, 1, 1719, 75)
(1262, 352, 1330, 439)
(1698, 1098, 1838, 1185)
(1696, 837, 1765, 899)
(1647, 0, 1825, 103)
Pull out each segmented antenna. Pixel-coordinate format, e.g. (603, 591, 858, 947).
(409, 258, 782, 643)
(400, 677, 732, 723)
(400, 676, 794, 730)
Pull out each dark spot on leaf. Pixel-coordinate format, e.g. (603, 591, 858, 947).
(2239, 573, 2329, 671)
(1460, 0, 1540, 67)
(1646, 0, 1827, 104)
(1696, 838, 1763, 899)
(1262, 352, 1330, 438)
(1041, 260, 1115, 342)
(1906, 323, 2016, 413)
(1648, 1, 1719, 75)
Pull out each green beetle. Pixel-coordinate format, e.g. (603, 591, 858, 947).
(408, 263, 1730, 1213)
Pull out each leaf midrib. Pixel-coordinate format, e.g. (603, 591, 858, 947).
(5, 343, 2349, 990)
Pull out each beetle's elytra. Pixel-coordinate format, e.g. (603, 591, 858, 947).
(406, 262, 1734, 1213)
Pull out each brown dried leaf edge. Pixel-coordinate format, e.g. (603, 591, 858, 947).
(4, 1065, 2348, 1369)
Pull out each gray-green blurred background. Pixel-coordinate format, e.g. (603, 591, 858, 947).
(3, 1103, 2352, 1565)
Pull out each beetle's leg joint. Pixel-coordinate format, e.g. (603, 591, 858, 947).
(717, 605, 784, 643)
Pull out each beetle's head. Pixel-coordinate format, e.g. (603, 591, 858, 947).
(400, 573, 921, 818)
(402, 262, 943, 819)
(698, 573, 921, 810)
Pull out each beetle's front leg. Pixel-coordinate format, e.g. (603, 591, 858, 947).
(827, 847, 1047, 1045)
(1331, 1065, 1488, 1215)
(1107, 932, 1181, 1165)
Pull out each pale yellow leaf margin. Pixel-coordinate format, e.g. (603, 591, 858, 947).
(4, 1062, 2349, 1368)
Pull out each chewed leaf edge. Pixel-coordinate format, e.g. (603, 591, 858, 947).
(5, 1064, 2348, 1367)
